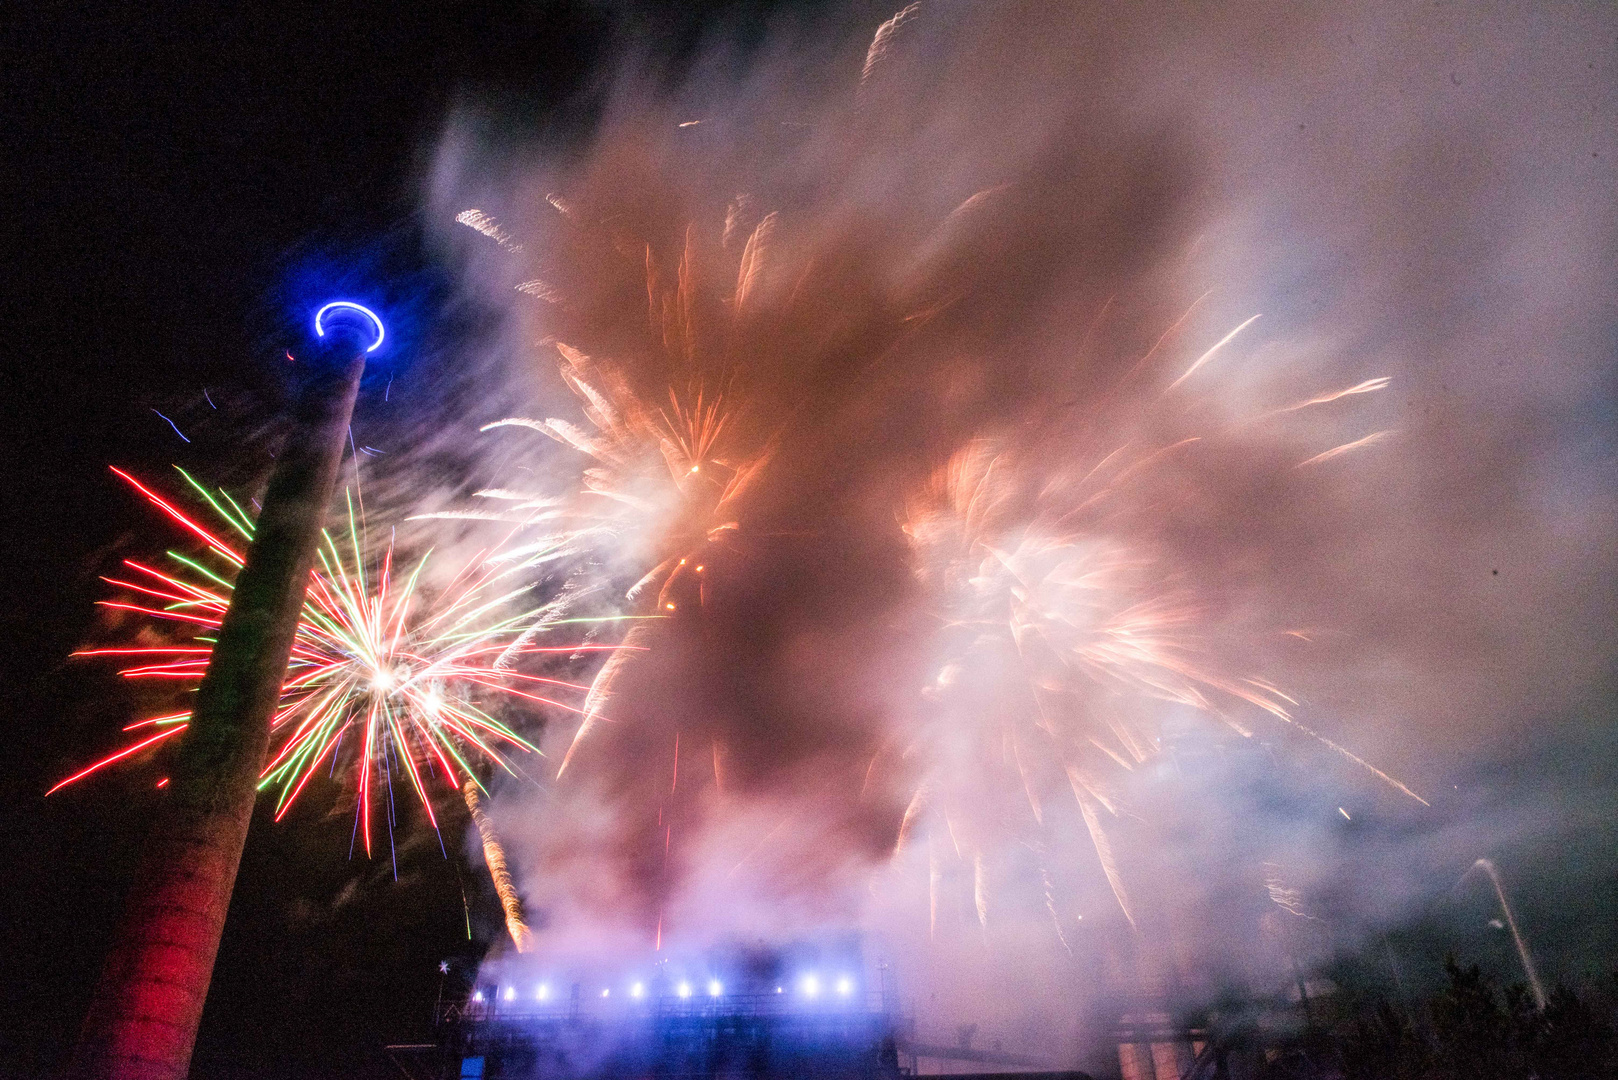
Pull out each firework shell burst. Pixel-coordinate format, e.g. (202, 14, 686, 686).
(434, 216, 817, 777)
(54, 466, 623, 856)
(897, 322, 1426, 932)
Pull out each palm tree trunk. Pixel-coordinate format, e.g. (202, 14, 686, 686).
(68, 347, 366, 1080)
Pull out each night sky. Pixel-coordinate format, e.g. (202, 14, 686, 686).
(3, 3, 1615, 1078)
(0, 4, 769, 1076)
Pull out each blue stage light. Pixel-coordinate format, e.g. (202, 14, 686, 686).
(707, 980, 723, 997)
(677, 981, 692, 998)
(314, 301, 386, 352)
(802, 973, 820, 998)
(836, 976, 854, 996)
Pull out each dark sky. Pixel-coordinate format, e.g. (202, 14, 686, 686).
(0, 3, 778, 1076)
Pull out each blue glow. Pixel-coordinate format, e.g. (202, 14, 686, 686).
(801, 973, 820, 998)
(535, 984, 548, 1001)
(676, 981, 692, 998)
(314, 301, 386, 352)
(836, 976, 854, 996)
(707, 979, 723, 997)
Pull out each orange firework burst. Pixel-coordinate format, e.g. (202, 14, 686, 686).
(434, 200, 873, 951)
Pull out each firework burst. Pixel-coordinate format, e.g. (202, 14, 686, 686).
(443, 217, 796, 778)
(897, 313, 1425, 936)
(54, 467, 625, 867)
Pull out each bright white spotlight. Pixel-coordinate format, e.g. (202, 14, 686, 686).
(537, 984, 550, 1001)
(775, 986, 784, 994)
(677, 981, 692, 998)
(707, 980, 723, 997)
(630, 982, 645, 999)
(601, 988, 610, 998)
(472, 991, 484, 1003)
(503, 987, 515, 1002)
(802, 973, 820, 998)
(836, 976, 854, 996)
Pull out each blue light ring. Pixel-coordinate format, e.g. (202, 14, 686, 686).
(314, 301, 386, 353)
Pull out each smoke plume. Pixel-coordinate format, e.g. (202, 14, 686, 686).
(417, 0, 1616, 1065)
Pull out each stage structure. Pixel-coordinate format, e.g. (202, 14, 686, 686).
(413, 940, 1098, 1080)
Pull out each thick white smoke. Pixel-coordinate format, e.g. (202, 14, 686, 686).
(418, 1, 1615, 1068)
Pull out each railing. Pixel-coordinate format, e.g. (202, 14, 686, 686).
(443, 988, 906, 1026)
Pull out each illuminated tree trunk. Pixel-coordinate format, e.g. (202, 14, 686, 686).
(68, 345, 366, 1080)
(462, 779, 533, 952)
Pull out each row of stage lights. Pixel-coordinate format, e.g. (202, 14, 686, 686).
(473, 973, 858, 1005)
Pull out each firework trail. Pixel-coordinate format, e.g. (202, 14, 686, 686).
(55, 467, 629, 942)
(465, 778, 535, 952)
(859, 2, 921, 97)
(1466, 857, 1546, 1010)
(455, 208, 523, 253)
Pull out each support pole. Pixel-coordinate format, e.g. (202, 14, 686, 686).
(68, 322, 370, 1080)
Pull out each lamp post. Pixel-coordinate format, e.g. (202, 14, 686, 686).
(68, 302, 384, 1080)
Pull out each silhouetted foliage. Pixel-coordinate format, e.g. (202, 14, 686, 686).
(1340, 998, 1427, 1080)
(1337, 958, 1616, 1080)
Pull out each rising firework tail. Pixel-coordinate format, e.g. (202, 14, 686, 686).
(465, 778, 535, 952)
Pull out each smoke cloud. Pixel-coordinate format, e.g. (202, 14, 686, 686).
(416, 0, 1615, 1066)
